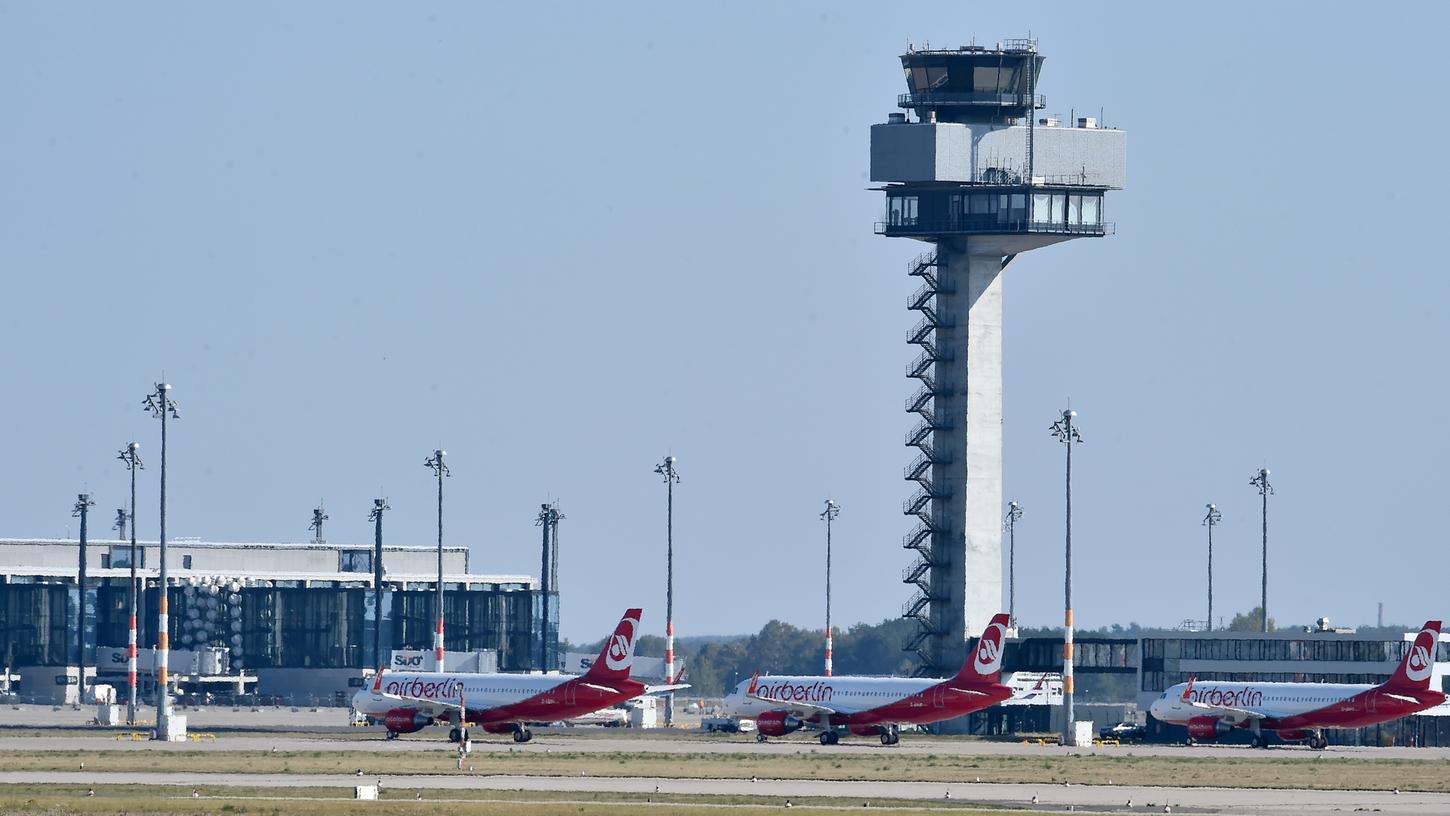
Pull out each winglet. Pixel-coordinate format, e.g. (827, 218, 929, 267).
(372, 666, 384, 694)
(1181, 675, 1196, 702)
(747, 671, 760, 697)
(1385, 621, 1442, 691)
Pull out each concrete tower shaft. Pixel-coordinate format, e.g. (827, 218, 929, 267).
(873, 39, 1124, 677)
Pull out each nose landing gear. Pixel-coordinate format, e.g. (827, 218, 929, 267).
(879, 725, 900, 746)
(511, 726, 533, 743)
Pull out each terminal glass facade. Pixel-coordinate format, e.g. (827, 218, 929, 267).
(1140, 635, 1450, 693)
(0, 577, 542, 673)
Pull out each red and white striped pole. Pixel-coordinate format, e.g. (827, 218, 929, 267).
(143, 382, 178, 739)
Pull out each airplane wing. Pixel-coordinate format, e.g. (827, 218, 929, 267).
(1176, 677, 1286, 722)
(1178, 698, 1270, 721)
(947, 687, 995, 696)
(642, 683, 692, 695)
(748, 688, 850, 718)
(379, 689, 465, 713)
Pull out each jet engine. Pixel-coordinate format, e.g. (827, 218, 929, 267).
(1185, 716, 1231, 741)
(755, 711, 803, 737)
(383, 708, 433, 735)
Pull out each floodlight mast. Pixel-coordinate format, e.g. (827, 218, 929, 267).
(535, 502, 564, 671)
(1049, 408, 1083, 744)
(820, 499, 841, 676)
(1004, 502, 1023, 629)
(425, 450, 450, 672)
(142, 382, 178, 739)
(72, 493, 96, 703)
(116, 442, 142, 725)
(1202, 503, 1222, 631)
(309, 503, 328, 545)
(369, 498, 390, 670)
(1249, 468, 1273, 632)
(653, 455, 680, 726)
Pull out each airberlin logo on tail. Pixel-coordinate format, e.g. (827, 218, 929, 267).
(1405, 629, 1436, 683)
(604, 616, 638, 671)
(973, 620, 1008, 676)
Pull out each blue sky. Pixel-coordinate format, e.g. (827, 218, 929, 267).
(3, 2, 1448, 643)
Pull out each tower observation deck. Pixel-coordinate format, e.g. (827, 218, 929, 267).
(870, 40, 1125, 677)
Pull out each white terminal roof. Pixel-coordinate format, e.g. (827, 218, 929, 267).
(0, 537, 534, 588)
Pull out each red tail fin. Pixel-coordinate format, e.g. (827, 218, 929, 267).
(372, 666, 384, 693)
(953, 613, 1010, 684)
(1384, 621, 1441, 691)
(583, 608, 643, 683)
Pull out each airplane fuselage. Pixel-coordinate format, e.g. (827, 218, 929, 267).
(1151, 680, 1445, 734)
(724, 674, 1010, 729)
(353, 671, 646, 728)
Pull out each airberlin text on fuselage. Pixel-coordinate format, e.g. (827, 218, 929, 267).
(757, 681, 834, 702)
(1186, 685, 1263, 708)
(384, 677, 463, 701)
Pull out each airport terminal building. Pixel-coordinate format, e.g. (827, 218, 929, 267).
(0, 538, 546, 705)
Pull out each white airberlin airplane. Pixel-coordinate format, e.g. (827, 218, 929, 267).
(722, 613, 1013, 745)
(352, 608, 687, 743)
(1150, 620, 1444, 749)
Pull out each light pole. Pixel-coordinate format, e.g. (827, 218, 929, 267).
(116, 442, 142, 724)
(72, 493, 95, 703)
(1203, 503, 1222, 631)
(820, 498, 841, 676)
(1004, 501, 1023, 629)
(309, 503, 328, 544)
(653, 455, 680, 726)
(142, 382, 178, 738)
(535, 502, 564, 671)
(1249, 468, 1273, 633)
(369, 498, 390, 670)
(1050, 408, 1083, 744)
(424, 450, 450, 672)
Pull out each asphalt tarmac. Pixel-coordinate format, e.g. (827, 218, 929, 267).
(3, 731, 1450, 761)
(1, 769, 1447, 815)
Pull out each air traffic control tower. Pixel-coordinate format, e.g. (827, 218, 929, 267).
(871, 40, 1125, 676)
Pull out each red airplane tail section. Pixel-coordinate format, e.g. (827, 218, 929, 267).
(1384, 621, 1441, 691)
(951, 613, 1011, 684)
(583, 608, 643, 683)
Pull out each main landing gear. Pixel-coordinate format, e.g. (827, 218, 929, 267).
(818, 731, 839, 746)
(879, 725, 900, 746)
